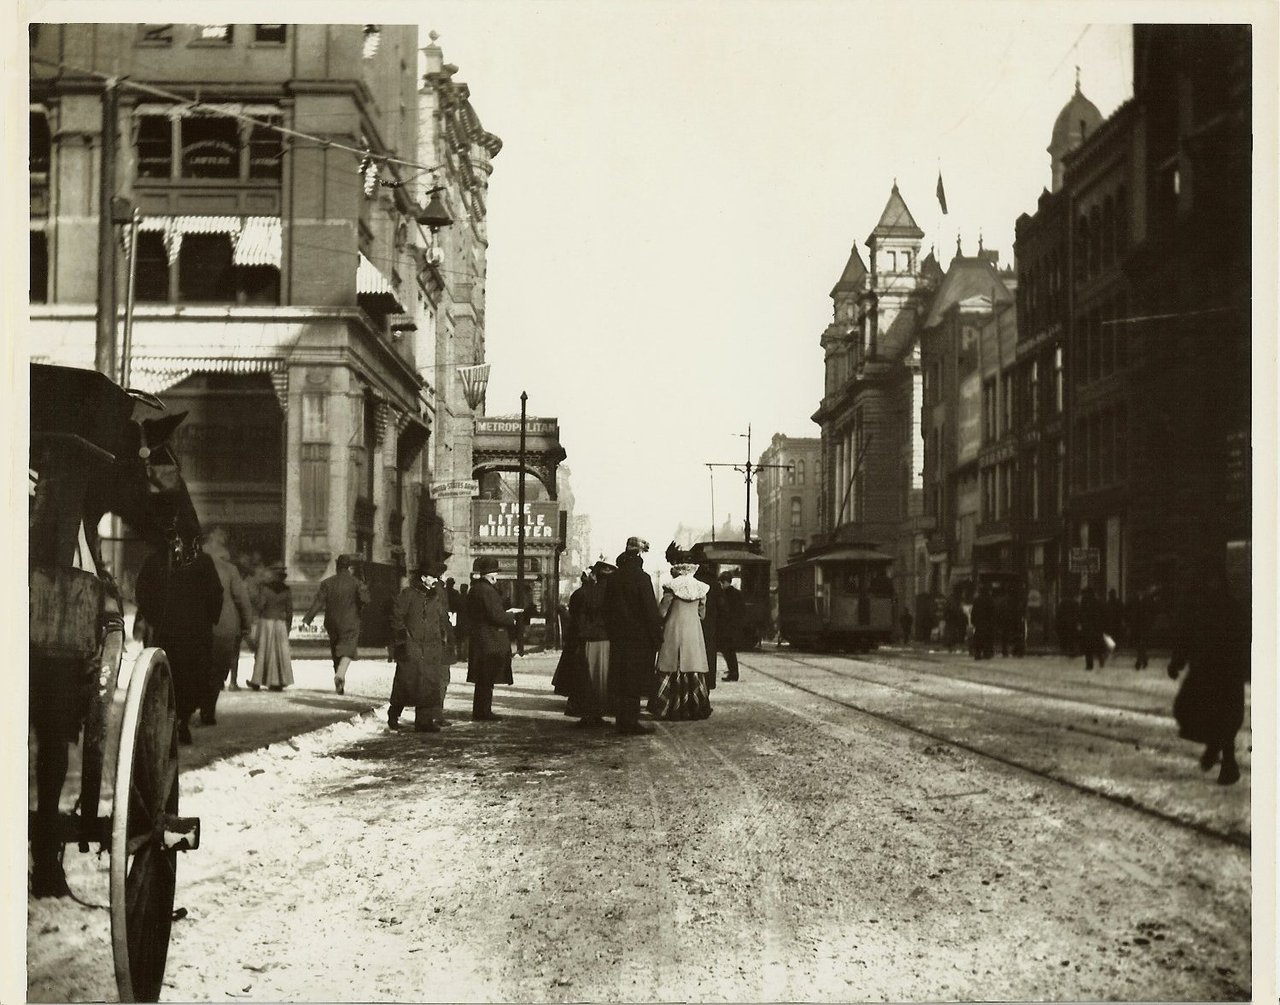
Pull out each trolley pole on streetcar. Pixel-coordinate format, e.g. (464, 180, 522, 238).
(705, 424, 793, 545)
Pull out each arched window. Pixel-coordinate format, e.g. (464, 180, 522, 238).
(797, 460, 806, 485)
(790, 497, 803, 529)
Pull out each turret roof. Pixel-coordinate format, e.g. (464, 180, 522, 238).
(1049, 81, 1103, 155)
(829, 245, 868, 298)
(867, 183, 924, 244)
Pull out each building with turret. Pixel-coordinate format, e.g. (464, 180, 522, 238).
(812, 183, 939, 605)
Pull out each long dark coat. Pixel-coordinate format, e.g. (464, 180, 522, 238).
(552, 586, 588, 699)
(304, 571, 370, 659)
(390, 580, 451, 709)
(466, 577, 517, 685)
(717, 584, 746, 652)
(135, 549, 224, 720)
(604, 553, 662, 704)
(1170, 588, 1249, 747)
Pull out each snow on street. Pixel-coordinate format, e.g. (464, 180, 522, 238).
(27, 647, 1252, 1001)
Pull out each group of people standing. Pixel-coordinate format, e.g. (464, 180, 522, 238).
(1054, 585, 1153, 671)
(552, 537, 745, 735)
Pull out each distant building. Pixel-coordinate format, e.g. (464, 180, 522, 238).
(755, 433, 822, 619)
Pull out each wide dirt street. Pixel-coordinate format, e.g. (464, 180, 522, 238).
(28, 645, 1254, 1001)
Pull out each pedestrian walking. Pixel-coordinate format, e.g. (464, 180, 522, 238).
(603, 538, 663, 735)
(302, 553, 370, 695)
(717, 571, 745, 681)
(1056, 590, 1080, 658)
(249, 562, 294, 691)
(1167, 562, 1248, 786)
(135, 541, 225, 745)
(466, 556, 521, 721)
(203, 529, 254, 717)
(576, 561, 615, 725)
(652, 559, 711, 720)
(1128, 586, 1154, 670)
(1078, 586, 1107, 669)
(970, 584, 995, 659)
(900, 606, 914, 645)
(388, 562, 452, 732)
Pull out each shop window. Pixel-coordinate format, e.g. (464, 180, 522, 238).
(181, 116, 240, 179)
(136, 115, 172, 179)
(193, 24, 234, 44)
(30, 111, 50, 174)
(178, 234, 235, 302)
(136, 24, 174, 45)
(135, 232, 169, 301)
(254, 24, 286, 44)
(248, 118, 283, 180)
(30, 231, 47, 303)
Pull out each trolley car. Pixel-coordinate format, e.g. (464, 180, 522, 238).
(777, 543, 896, 652)
(687, 540, 771, 650)
(29, 364, 201, 1002)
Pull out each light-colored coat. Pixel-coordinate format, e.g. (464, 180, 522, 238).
(657, 574, 709, 676)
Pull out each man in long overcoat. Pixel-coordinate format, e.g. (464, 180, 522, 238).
(303, 554, 370, 695)
(466, 555, 519, 721)
(717, 572, 745, 681)
(388, 561, 451, 733)
(604, 543, 663, 735)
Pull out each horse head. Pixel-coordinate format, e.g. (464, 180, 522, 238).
(86, 409, 202, 557)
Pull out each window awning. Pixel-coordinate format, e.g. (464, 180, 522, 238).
(137, 216, 281, 267)
(129, 356, 284, 396)
(357, 253, 395, 296)
(134, 103, 282, 120)
(233, 217, 282, 267)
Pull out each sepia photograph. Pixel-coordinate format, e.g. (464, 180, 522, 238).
(13, 1, 1274, 1001)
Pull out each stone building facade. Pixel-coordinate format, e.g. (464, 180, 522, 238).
(29, 23, 435, 609)
(755, 433, 823, 622)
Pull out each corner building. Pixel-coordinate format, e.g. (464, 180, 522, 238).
(30, 23, 435, 609)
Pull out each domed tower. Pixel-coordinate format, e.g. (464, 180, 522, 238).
(1048, 73, 1103, 192)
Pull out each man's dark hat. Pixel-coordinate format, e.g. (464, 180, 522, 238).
(472, 555, 500, 575)
(592, 560, 616, 575)
(421, 560, 448, 578)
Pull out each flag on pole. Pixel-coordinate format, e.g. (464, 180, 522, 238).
(936, 171, 948, 214)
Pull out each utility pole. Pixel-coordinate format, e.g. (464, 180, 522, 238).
(706, 424, 792, 545)
(515, 391, 527, 656)
(95, 77, 119, 378)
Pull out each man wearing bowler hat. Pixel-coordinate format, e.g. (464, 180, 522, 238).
(388, 561, 451, 732)
(466, 556, 522, 721)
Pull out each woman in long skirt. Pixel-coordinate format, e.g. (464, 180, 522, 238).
(651, 561, 711, 720)
(250, 562, 295, 691)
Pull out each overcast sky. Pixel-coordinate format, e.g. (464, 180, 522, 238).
(419, 2, 1134, 560)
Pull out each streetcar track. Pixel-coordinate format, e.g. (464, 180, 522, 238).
(738, 654, 1249, 849)
(765, 650, 1157, 747)
(813, 646, 1173, 713)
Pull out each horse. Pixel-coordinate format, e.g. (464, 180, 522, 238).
(30, 366, 207, 897)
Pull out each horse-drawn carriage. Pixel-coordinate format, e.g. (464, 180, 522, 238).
(29, 363, 201, 1002)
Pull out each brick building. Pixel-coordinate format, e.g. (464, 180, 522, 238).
(755, 433, 822, 623)
(29, 24, 442, 608)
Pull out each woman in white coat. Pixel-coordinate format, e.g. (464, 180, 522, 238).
(650, 562, 712, 720)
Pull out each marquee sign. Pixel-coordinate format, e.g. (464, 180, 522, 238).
(472, 501, 560, 543)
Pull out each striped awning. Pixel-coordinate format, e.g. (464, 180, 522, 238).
(233, 217, 282, 267)
(357, 253, 395, 296)
(135, 216, 280, 267)
(129, 357, 284, 396)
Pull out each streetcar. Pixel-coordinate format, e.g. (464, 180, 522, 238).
(686, 539, 771, 650)
(777, 543, 897, 652)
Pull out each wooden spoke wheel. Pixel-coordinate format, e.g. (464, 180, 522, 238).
(110, 648, 179, 1003)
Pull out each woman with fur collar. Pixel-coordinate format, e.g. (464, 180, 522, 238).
(651, 560, 713, 720)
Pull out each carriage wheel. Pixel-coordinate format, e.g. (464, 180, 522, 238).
(110, 648, 179, 1003)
